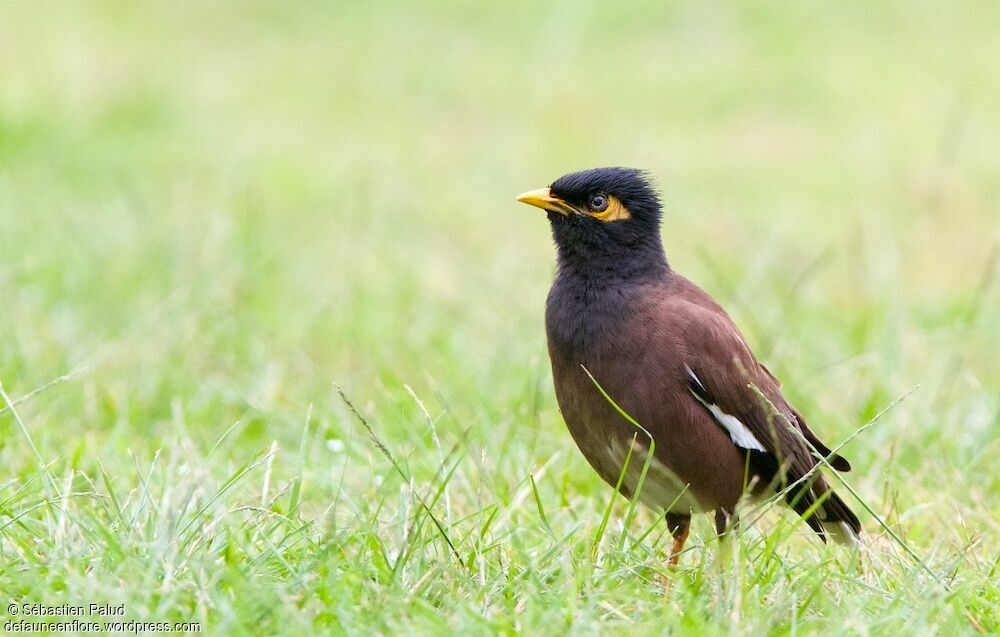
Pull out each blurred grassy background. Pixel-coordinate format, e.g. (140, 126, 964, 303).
(1, 2, 997, 635)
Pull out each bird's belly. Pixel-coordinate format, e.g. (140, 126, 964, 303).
(572, 427, 705, 514)
(548, 332, 749, 514)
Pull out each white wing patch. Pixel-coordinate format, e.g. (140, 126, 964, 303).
(685, 366, 767, 452)
(702, 403, 768, 452)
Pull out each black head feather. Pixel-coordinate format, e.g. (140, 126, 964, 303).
(549, 167, 661, 226)
(545, 167, 668, 282)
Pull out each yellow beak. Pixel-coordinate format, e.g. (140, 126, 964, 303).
(515, 188, 575, 216)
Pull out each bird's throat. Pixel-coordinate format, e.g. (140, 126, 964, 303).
(552, 237, 670, 289)
(546, 225, 670, 356)
(545, 266, 667, 359)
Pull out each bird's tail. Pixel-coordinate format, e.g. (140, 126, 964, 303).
(753, 451, 863, 546)
(819, 489, 862, 546)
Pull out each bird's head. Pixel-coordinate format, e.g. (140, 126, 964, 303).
(517, 167, 667, 277)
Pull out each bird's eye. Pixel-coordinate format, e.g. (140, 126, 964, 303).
(589, 193, 609, 211)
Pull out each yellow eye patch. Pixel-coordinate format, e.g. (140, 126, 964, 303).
(589, 195, 631, 222)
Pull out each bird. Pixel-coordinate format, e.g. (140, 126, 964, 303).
(516, 167, 861, 566)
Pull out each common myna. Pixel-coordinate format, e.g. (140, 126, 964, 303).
(516, 167, 861, 564)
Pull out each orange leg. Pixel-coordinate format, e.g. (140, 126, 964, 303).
(665, 513, 691, 567)
(663, 513, 690, 597)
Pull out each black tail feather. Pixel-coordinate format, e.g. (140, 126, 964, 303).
(747, 450, 861, 543)
(822, 490, 862, 536)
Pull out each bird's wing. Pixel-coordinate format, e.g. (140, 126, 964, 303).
(679, 305, 849, 476)
(757, 362, 851, 471)
(787, 405, 851, 471)
(677, 305, 863, 539)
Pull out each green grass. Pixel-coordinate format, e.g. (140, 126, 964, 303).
(1, 2, 998, 634)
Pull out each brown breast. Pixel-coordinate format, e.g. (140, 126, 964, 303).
(546, 276, 751, 513)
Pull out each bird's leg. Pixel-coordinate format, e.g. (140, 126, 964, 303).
(714, 508, 739, 584)
(714, 508, 737, 537)
(663, 512, 691, 598)
(665, 512, 691, 567)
